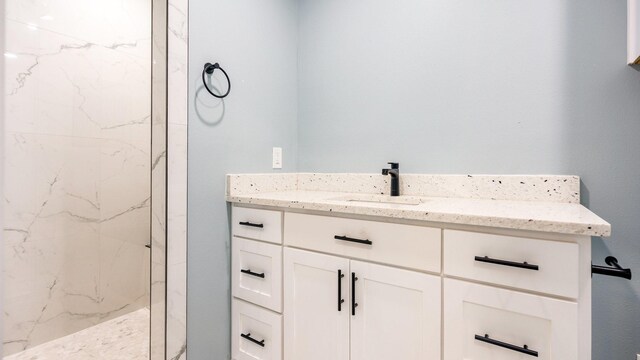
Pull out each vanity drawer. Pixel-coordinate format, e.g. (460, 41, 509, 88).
(232, 299, 282, 360)
(444, 278, 578, 360)
(284, 212, 441, 273)
(444, 230, 579, 298)
(233, 206, 283, 244)
(232, 237, 283, 312)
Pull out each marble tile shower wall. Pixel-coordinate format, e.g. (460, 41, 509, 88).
(166, 0, 188, 358)
(2, 0, 151, 355)
(150, 0, 167, 357)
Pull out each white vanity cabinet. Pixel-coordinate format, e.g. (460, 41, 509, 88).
(283, 249, 350, 360)
(232, 299, 283, 360)
(442, 230, 590, 360)
(230, 205, 591, 360)
(283, 212, 441, 273)
(231, 207, 285, 360)
(232, 237, 283, 312)
(444, 278, 577, 360)
(349, 259, 441, 360)
(232, 206, 283, 244)
(283, 248, 441, 360)
(443, 230, 580, 298)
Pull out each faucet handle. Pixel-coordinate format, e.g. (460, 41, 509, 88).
(387, 162, 399, 169)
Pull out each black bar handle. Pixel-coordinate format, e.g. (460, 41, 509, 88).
(592, 256, 632, 280)
(239, 221, 264, 228)
(474, 256, 539, 271)
(240, 269, 265, 278)
(338, 270, 345, 311)
(241, 332, 265, 347)
(335, 235, 373, 246)
(351, 272, 358, 316)
(474, 334, 538, 357)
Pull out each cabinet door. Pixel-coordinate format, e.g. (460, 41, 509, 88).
(444, 278, 578, 360)
(350, 260, 441, 360)
(283, 248, 349, 360)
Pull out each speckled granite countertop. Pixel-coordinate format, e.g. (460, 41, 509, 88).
(225, 173, 611, 237)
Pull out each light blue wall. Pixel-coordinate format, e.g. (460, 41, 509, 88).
(297, 0, 640, 358)
(187, 0, 298, 358)
(189, 0, 640, 358)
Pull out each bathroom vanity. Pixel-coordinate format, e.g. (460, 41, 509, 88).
(226, 173, 612, 360)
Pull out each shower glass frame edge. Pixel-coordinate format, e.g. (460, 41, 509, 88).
(151, 0, 169, 358)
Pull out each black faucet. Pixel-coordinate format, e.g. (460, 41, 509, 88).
(381, 162, 400, 196)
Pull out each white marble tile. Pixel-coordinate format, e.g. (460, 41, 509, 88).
(3, 134, 99, 232)
(166, 125, 187, 360)
(3, 308, 149, 360)
(166, 262, 186, 360)
(2, 132, 147, 351)
(168, 0, 188, 127)
(167, 125, 187, 266)
(3, 0, 151, 355)
(150, 0, 168, 357)
(99, 139, 151, 246)
(99, 236, 149, 312)
(4, 20, 150, 142)
(149, 106, 166, 360)
(2, 133, 151, 354)
(166, 0, 188, 357)
(6, 0, 151, 51)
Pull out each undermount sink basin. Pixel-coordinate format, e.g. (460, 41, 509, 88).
(329, 194, 425, 206)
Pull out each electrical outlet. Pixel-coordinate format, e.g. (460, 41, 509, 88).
(272, 147, 282, 169)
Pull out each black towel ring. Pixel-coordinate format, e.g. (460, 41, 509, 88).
(202, 62, 231, 98)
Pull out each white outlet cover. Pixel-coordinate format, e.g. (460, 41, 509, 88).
(272, 147, 282, 169)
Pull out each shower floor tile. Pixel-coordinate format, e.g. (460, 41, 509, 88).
(3, 308, 149, 360)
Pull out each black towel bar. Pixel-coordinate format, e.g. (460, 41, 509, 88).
(592, 256, 632, 280)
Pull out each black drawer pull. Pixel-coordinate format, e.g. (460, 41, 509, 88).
(241, 332, 265, 347)
(240, 269, 265, 278)
(475, 334, 538, 357)
(335, 235, 372, 246)
(474, 256, 539, 271)
(239, 221, 264, 228)
(338, 270, 345, 311)
(351, 272, 358, 316)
